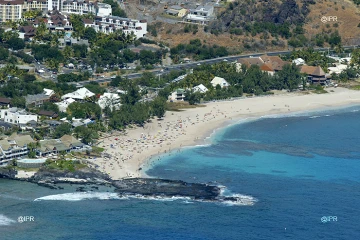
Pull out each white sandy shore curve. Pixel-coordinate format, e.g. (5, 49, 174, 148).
(94, 87, 360, 180)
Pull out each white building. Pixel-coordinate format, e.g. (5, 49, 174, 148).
(61, 87, 95, 101)
(96, 3, 112, 17)
(292, 58, 305, 65)
(328, 64, 348, 75)
(55, 97, 76, 112)
(60, 0, 96, 15)
(211, 77, 230, 88)
(0, 134, 34, 165)
(97, 93, 121, 110)
(192, 84, 208, 93)
(23, 0, 53, 13)
(0, 0, 24, 23)
(0, 108, 38, 125)
(169, 89, 185, 102)
(85, 16, 147, 39)
(44, 88, 55, 96)
(185, 5, 214, 24)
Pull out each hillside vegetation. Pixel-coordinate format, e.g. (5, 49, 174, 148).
(152, 0, 359, 50)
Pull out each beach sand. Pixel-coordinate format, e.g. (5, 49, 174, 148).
(94, 87, 360, 180)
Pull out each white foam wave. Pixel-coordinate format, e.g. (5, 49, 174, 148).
(33, 190, 257, 206)
(0, 214, 16, 226)
(0, 194, 27, 201)
(34, 192, 123, 201)
(309, 116, 321, 119)
(126, 194, 192, 202)
(221, 194, 258, 206)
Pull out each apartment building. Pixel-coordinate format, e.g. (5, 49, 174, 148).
(60, 0, 95, 15)
(0, 134, 34, 164)
(85, 16, 147, 39)
(23, 0, 52, 12)
(0, 0, 24, 23)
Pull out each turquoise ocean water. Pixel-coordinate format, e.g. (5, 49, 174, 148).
(1, 105, 360, 239)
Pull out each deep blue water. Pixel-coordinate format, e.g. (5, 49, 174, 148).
(1, 106, 360, 240)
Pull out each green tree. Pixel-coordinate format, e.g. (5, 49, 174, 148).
(10, 96, 26, 108)
(276, 64, 302, 91)
(53, 123, 72, 138)
(121, 81, 141, 105)
(184, 91, 201, 105)
(83, 27, 97, 42)
(74, 125, 98, 144)
(103, 0, 127, 17)
(151, 97, 166, 118)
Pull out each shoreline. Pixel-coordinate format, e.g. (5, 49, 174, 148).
(95, 87, 360, 180)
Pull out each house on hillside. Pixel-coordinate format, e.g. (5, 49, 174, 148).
(0, 97, 11, 108)
(55, 98, 76, 112)
(25, 93, 51, 107)
(61, 87, 95, 101)
(166, 5, 188, 17)
(38, 110, 58, 119)
(18, 26, 36, 40)
(300, 65, 329, 85)
(211, 77, 230, 88)
(0, 108, 38, 125)
(185, 5, 214, 24)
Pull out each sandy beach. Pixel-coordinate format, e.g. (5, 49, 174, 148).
(95, 87, 360, 180)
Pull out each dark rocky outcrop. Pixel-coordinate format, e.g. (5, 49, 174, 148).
(0, 167, 17, 179)
(113, 178, 221, 200)
(30, 167, 112, 184)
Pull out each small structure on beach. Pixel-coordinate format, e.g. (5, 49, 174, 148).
(192, 84, 208, 93)
(168, 89, 186, 102)
(300, 65, 329, 85)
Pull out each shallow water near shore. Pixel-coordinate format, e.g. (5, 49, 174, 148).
(1, 105, 360, 239)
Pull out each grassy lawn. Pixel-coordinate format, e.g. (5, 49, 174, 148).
(312, 89, 328, 94)
(44, 159, 87, 172)
(350, 85, 360, 90)
(166, 102, 205, 111)
(92, 146, 104, 154)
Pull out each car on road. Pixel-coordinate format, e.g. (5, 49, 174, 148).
(111, 75, 117, 79)
(223, 59, 228, 62)
(101, 75, 105, 78)
(197, 63, 201, 66)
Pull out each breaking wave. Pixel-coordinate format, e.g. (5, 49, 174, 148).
(0, 214, 16, 226)
(34, 190, 257, 206)
(34, 192, 122, 201)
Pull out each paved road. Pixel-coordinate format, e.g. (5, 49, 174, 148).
(71, 46, 358, 85)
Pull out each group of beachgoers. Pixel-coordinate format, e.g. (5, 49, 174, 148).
(95, 106, 231, 179)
